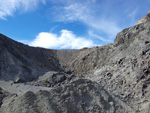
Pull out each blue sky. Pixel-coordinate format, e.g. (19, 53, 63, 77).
(0, 0, 150, 49)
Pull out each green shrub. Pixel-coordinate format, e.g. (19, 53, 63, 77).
(45, 79, 49, 83)
(2, 93, 6, 97)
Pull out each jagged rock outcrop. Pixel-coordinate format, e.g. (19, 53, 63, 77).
(136, 11, 150, 25)
(84, 12, 150, 112)
(30, 71, 76, 87)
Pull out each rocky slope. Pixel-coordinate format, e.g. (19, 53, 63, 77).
(0, 34, 63, 81)
(0, 12, 150, 113)
(85, 21, 150, 112)
(0, 79, 134, 113)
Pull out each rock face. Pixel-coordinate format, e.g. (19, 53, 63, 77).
(0, 12, 150, 113)
(0, 79, 133, 113)
(136, 11, 150, 25)
(0, 34, 63, 81)
(31, 72, 76, 88)
(0, 87, 9, 107)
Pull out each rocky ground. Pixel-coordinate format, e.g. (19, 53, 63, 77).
(0, 12, 150, 113)
(0, 79, 135, 113)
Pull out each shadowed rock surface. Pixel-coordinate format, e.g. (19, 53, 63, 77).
(0, 12, 150, 113)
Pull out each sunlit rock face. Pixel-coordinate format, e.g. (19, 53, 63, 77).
(136, 11, 150, 25)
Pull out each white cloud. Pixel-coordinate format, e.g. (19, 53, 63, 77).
(51, 1, 122, 42)
(30, 30, 95, 49)
(0, 0, 46, 19)
(55, 3, 91, 22)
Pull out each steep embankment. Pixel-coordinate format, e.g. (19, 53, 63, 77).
(0, 34, 67, 81)
(85, 13, 150, 112)
(0, 33, 113, 81)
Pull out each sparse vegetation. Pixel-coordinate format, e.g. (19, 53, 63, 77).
(2, 93, 6, 97)
(45, 79, 49, 83)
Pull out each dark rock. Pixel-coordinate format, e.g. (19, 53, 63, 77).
(14, 78, 25, 83)
(0, 79, 133, 113)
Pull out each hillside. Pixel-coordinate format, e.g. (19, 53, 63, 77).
(0, 12, 150, 113)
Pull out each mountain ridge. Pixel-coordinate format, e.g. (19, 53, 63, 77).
(0, 12, 150, 113)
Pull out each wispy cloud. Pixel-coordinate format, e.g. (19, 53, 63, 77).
(2, 0, 148, 48)
(0, 0, 46, 19)
(53, 3, 91, 22)
(51, 0, 122, 42)
(128, 9, 138, 24)
(88, 31, 111, 42)
(30, 30, 96, 49)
